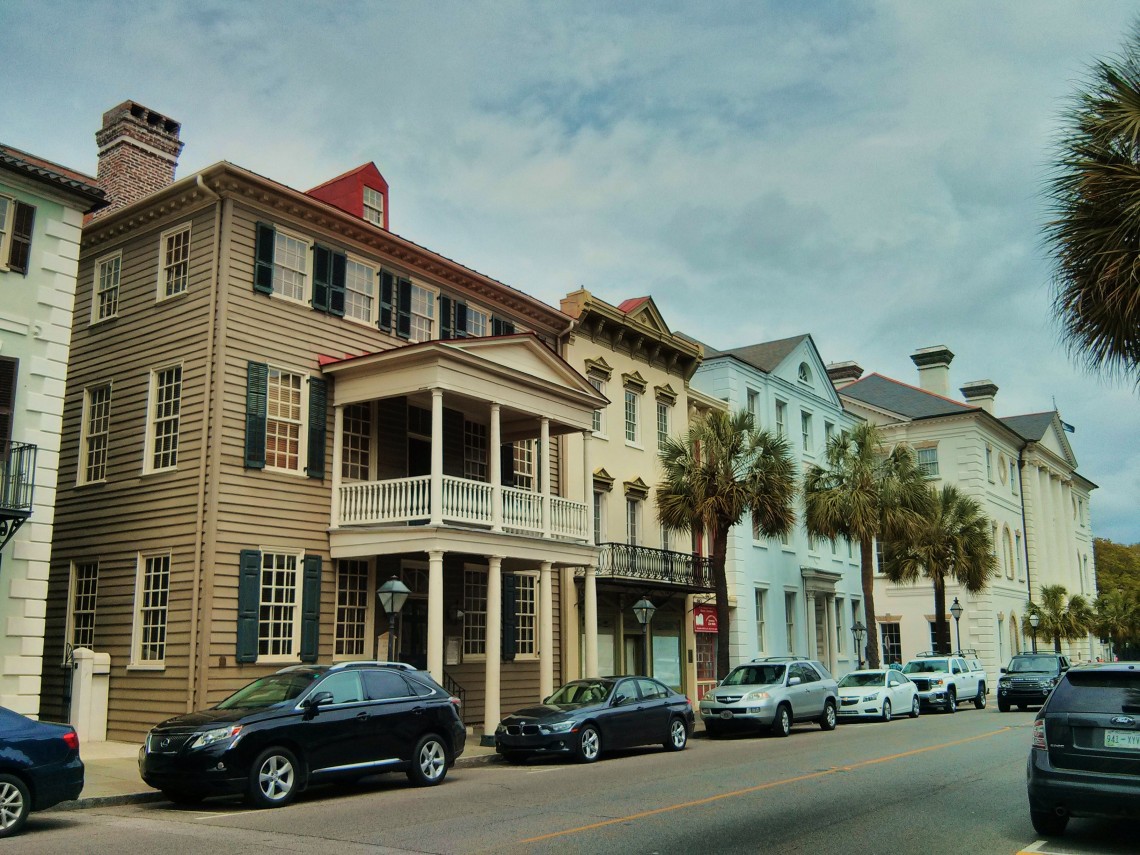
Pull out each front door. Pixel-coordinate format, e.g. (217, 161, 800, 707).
(398, 599, 429, 670)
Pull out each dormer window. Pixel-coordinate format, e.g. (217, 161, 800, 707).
(363, 186, 384, 227)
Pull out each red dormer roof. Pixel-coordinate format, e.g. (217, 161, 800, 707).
(306, 162, 389, 230)
(617, 297, 650, 313)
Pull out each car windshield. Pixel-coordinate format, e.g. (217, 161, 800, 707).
(839, 673, 886, 688)
(723, 664, 785, 686)
(1009, 656, 1061, 673)
(216, 672, 323, 710)
(547, 680, 611, 705)
(903, 659, 948, 674)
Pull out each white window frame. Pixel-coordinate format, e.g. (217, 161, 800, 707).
(363, 186, 384, 227)
(0, 196, 12, 266)
(589, 374, 607, 436)
(464, 420, 489, 482)
(656, 400, 670, 451)
(785, 591, 797, 652)
(754, 588, 767, 654)
(158, 222, 191, 300)
(67, 561, 99, 650)
(258, 548, 304, 662)
(514, 571, 538, 658)
(343, 256, 376, 325)
(801, 410, 813, 453)
(334, 558, 373, 659)
(92, 251, 121, 323)
(512, 439, 535, 490)
(466, 303, 488, 337)
(266, 367, 307, 474)
(408, 281, 437, 343)
(144, 364, 182, 473)
(462, 565, 488, 659)
(624, 388, 640, 445)
(341, 402, 372, 481)
(130, 551, 170, 669)
(79, 383, 112, 484)
(747, 389, 760, 427)
(272, 228, 311, 304)
(626, 497, 641, 545)
(916, 446, 939, 478)
(593, 490, 606, 545)
(985, 444, 995, 482)
(798, 362, 812, 384)
(775, 399, 787, 438)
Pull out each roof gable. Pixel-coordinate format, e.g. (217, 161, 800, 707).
(1002, 411, 1078, 467)
(841, 373, 973, 421)
(618, 295, 670, 336)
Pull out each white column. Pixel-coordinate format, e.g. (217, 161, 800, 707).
(827, 596, 840, 674)
(540, 561, 554, 698)
(541, 417, 551, 538)
(582, 430, 594, 543)
(584, 564, 599, 677)
(1034, 466, 1052, 587)
(427, 550, 444, 681)
(806, 591, 818, 659)
(331, 404, 344, 527)
(1062, 480, 1080, 594)
(490, 403, 503, 532)
(430, 388, 444, 526)
(484, 556, 503, 735)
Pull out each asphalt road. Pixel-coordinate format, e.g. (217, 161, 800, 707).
(11, 706, 1138, 854)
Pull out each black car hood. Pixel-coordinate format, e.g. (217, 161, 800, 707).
(505, 702, 599, 721)
(153, 705, 277, 730)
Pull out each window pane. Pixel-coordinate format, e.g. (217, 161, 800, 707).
(335, 559, 369, 657)
(138, 554, 170, 662)
(260, 552, 298, 656)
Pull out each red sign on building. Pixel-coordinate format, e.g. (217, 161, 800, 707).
(694, 604, 718, 633)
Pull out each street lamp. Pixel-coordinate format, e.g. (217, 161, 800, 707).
(378, 576, 411, 662)
(950, 597, 964, 655)
(1029, 611, 1040, 654)
(632, 597, 657, 675)
(851, 621, 866, 669)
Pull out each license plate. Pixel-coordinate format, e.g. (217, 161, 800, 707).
(720, 711, 733, 720)
(1105, 730, 1140, 750)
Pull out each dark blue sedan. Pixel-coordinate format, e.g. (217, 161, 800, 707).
(494, 676, 694, 763)
(0, 706, 84, 838)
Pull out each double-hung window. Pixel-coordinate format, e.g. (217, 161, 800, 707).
(273, 231, 309, 302)
(236, 548, 321, 664)
(515, 573, 537, 657)
(513, 440, 535, 490)
(463, 420, 488, 481)
(801, 411, 813, 453)
(267, 368, 303, 471)
(363, 186, 384, 227)
(159, 223, 191, 298)
(588, 374, 606, 435)
(916, 446, 939, 478)
(775, 400, 787, 438)
(69, 561, 99, 650)
(462, 567, 488, 656)
(466, 305, 488, 337)
(132, 552, 170, 667)
(341, 403, 371, 480)
(0, 196, 34, 274)
(344, 258, 375, 323)
(334, 559, 370, 658)
(624, 389, 639, 444)
(93, 252, 121, 322)
(656, 401, 670, 451)
(785, 592, 797, 651)
(754, 589, 767, 653)
(245, 362, 327, 478)
(409, 283, 436, 342)
(626, 498, 641, 545)
(145, 365, 182, 472)
(259, 550, 301, 658)
(80, 384, 112, 483)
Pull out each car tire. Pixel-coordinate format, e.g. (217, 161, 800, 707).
(664, 717, 688, 751)
(1030, 809, 1069, 836)
(945, 689, 957, 714)
(909, 696, 920, 718)
(998, 698, 1010, 712)
(820, 699, 837, 731)
(247, 747, 300, 809)
(407, 734, 449, 786)
(576, 724, 602, 763)
(771, 704, 792, 737)
(974, 684, 987, 709)
(0, 774, 30, 839)
(162, 788, 205, 806)
(880, 699, 892, 722)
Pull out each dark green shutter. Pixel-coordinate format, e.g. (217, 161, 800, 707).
(439, 296, 454, 340)
(244, 362, 268, 468)
(237, 550, 261, 663)
(500, 443, 515, 487)
(454, 302, 468, 338)
(299, 555, 322, 663)
(396, 278, 412, 339)
(312, 245, 331, 311)
(8, 202, 35, 275)
(329, 251, 346, 317)
(501, 574, 517, 662)
(378, 270, 394, 332)
(492, 317, 515, 336)
(306, 377, 327, 478)
(254, 223, 276, 294)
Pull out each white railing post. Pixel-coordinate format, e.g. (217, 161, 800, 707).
(541, 417, 551, 538)
(430, 388, 443, 526)
(490, 403, 503, 532)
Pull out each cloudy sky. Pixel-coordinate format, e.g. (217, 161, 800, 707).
(5, 1, 1138, 544)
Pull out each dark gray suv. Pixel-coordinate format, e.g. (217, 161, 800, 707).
(998, 653, 1070, 712)
(1026, 662, 1140, 836)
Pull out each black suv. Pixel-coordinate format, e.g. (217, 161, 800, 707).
(998, 653, 1070, 712)
(1026, 662, 1140, 836)
(139, 661, 465, 808)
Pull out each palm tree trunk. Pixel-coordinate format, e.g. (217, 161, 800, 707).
(933, 574, 950, 654)
(712, 527, 731, 679)
(860, 538, 880, 669)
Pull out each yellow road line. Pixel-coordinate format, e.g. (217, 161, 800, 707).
(519, 727, 1013, 844)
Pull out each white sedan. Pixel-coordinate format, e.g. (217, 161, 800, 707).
(837, 669, 920, 722)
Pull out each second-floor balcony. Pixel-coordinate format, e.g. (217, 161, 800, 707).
(593, 542, 714, 592)
(1, 441, 36, 551)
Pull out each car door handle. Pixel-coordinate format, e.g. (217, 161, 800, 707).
(412, 706, 426, 715)
(355, 712, 370, 721)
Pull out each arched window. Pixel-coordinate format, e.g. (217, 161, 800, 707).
(1011, 615, 1021, 655)
(1005, 528, 1015, 580)
(798, 362, 812, 384)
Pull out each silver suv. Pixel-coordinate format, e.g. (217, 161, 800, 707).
(699, 657, 839, 737)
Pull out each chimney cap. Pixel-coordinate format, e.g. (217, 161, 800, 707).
(826, 360, 864, 384)
(100, 100, 181, 137)
(960, 380, 999, 399)
(910, 345, 954, 369)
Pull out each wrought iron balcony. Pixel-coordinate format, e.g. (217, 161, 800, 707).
(594, 542, 714, 592)
(1, 442, 36, 552)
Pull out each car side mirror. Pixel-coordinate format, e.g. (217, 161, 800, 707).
(612, 693, 628, 706)
(1060, 664, 1070, 672)
(1000, 667, 1007, 674)
(787, 677, 801, 687)
(306, 691, 334, 709)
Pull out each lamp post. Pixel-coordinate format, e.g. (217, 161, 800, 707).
(851, 621, 866, 669)
(378, 576, 411, 662)
(1029, 611, 1040, 654)
(632, 597, 657, 676)
(950, 597, 963, 655)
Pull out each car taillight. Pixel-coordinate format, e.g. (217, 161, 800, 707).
(450, 696, 462, 709)
(63, 730, 80, 751)
(1031, 720, 1047, 751)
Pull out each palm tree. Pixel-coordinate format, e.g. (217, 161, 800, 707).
(1044, 22, 1140, 383)
(1092, 588, 1137, 660)
(881, 485, 998, 655)
(1027, 585, 1094, 655)
(803, 422, 931, 669)
(657, 408, 797, 678)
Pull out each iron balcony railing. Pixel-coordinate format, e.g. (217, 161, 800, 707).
(0, 442, 35, 516)
(594, 542, 714, 591)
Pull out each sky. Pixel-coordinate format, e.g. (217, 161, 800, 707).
(3, 0, 1138, 545)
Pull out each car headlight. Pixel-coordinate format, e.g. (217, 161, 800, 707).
(863, 692, 879, 702)
(930, 678, 944, 687)
(998, 678, 1010, 687)
(744, 691, 770, 702)
(539, 720, 576, 735)
(189, 725, 243, 749)
(495, 723, 507, 734)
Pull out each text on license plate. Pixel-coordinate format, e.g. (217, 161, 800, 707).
(1105, 729, 1140, 750)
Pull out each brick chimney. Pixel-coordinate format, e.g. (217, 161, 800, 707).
(910, 345, 954, 397)
(960, 380, 998, 414)
(826, 360, 864, 389)
(93, 101, 183, 217)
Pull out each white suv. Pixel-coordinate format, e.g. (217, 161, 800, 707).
(699, 657, 839, 737)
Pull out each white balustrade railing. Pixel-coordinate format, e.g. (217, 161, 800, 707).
(502, 486, 543, 534)
(550, 495, 589, 539)
(442, 475, 493, 525)
(339, 476, 430, 525)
